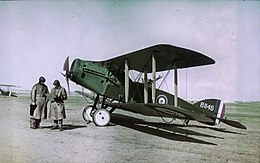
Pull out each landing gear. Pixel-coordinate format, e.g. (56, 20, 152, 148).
(183, 119, 190, 126)
(82, 105, 94, 123)
(82, 94, 113, 127)
(93, 108, 111, 126)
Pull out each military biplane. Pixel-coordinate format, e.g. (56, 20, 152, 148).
(62, 44, 246, 129)
(0, 84, 20, 97)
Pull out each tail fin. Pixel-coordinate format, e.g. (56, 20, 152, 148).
(194, 99, 247, 129)
(193, 99, 225, 125)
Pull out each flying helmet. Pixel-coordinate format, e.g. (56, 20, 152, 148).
(53, 80, 60, 86)
(39, 76, 46, 83)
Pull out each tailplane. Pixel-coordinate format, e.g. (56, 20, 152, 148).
(194, 99, 247, 129)
(217, 118, 247, 129)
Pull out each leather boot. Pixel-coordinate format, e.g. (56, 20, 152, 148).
(59, 119, 63, 131)
(37, 119, 43, 129)
(51, 120, 59, 130)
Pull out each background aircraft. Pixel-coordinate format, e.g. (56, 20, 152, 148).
(62, 44, 246, 130)
(0, 84, 20, 97)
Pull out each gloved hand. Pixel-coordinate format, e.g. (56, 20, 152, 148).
(54, 95, 62, 102)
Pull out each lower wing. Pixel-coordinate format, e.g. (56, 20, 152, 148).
(106, 103, 214, 123)
(106, 103, 247, 129)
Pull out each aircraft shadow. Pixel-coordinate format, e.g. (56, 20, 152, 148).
(142, 122, 243, 135)
(41, 124, 87, 131)
(111, 114, 219, 145)
(184, 125, 244, 135)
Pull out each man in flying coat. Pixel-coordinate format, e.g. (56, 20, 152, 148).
(30, 76, 49, 129)
(49, 80, 67, 131)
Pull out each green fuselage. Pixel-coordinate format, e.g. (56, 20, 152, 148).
(70, 59, 173, 103)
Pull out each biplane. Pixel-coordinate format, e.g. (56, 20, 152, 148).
(0, 84, 20, 97)
(62, 44, 246, 129)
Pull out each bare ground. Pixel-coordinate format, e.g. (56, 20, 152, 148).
(0, 96, 259, 163)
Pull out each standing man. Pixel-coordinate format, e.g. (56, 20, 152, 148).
(31, 76, 49, 129)
(49, 80, 67, 131)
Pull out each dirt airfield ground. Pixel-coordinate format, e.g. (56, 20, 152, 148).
(0, 95, 259, 163)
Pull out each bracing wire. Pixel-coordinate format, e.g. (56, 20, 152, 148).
(154, 108, 177, 124)
(158, 69, 171, 90)
(135, 72, 143, 82)
(130, 70, 143, 83)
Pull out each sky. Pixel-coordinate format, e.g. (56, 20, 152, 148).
(0, 1, 259, 101)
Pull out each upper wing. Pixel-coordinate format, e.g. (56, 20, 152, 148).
(96, 44, 215, 72)
(106, 102, 215, 124)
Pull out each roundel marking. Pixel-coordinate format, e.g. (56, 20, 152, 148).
(156, 95, 168, 104)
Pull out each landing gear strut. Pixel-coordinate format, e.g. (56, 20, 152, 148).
(82, 94, 112, 127)
(183, 119, 190, 126)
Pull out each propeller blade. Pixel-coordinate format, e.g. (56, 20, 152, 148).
(63, 56, 70, 75)
(66, 75, 70, 95)
(62, 56, 71, 94)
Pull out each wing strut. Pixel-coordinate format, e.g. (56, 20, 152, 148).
(144, 67, 148, 104)
(125, 59, 129, 103)
(174, 62, 178, 107)
(152, 53, 156, 103)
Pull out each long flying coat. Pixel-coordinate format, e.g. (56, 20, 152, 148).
(48, 86, 67, 120)
(31, 83, 49, 119)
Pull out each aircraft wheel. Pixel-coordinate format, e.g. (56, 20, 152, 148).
(93, 108, 111, 127)
(82, 105, 94, 123)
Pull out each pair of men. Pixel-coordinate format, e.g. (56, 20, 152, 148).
(30, 76, 67, 131)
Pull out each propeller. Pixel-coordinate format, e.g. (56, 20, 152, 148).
(61, 56, 71, 94)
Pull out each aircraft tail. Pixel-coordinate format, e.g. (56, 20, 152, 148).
(194, 99, 247, 129)
(193, 99, 225, 125)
